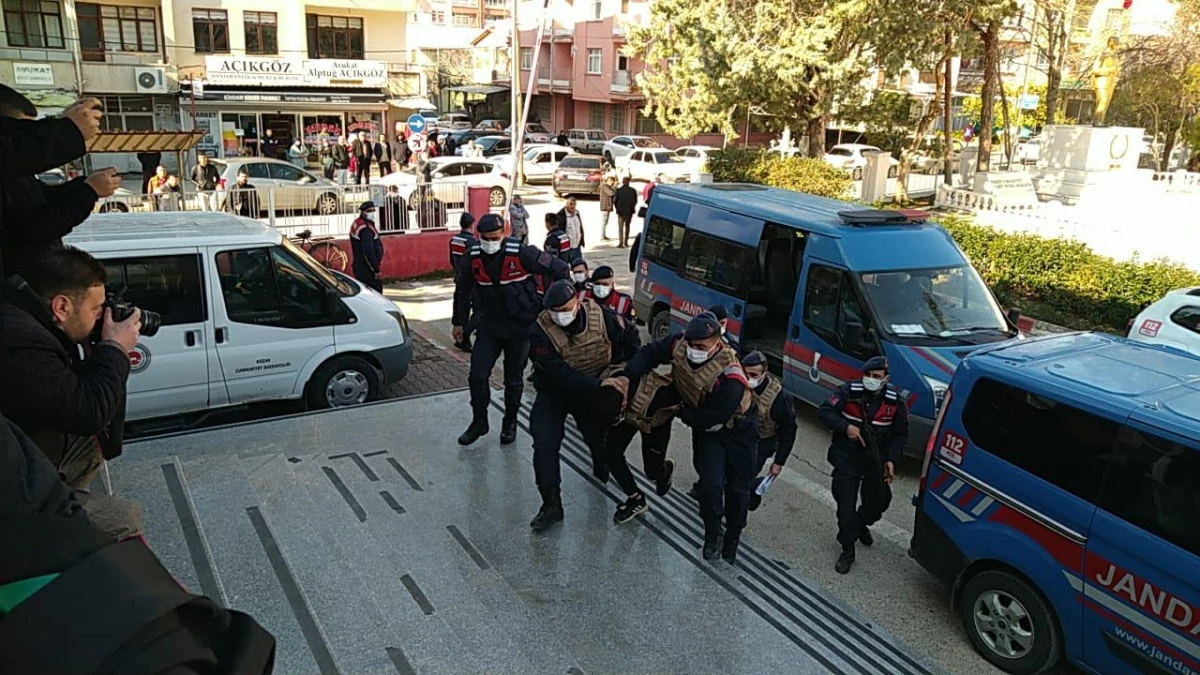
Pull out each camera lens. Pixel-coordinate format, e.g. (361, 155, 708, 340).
(138, 309, 162, 338)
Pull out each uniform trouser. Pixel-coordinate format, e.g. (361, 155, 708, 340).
(353, 265, 383, 292)
(58, 438, 142, 541)
(468, 331, 529, 422)
(617, 215, 632, 246)
(463, 291, 479, 345)
(530, 391, 608, 487)
(606, 421, 672, 496)
(831, 469, 893, 552)
(600, 210, 612, 237)
(693, 415, 758, 534)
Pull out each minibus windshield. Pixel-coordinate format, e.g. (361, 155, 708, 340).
(859, 265, 1011, 341)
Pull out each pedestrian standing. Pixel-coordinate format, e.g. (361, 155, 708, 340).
(508, 194, 530, 245)
(741, 351, 798, 512)
(449, 212, 478, 352)
(556, 130, 569, 146)
(598, 176, 616, 241)
(147, 165, 168, 196)
(331, 136, 350, 185)
(352, 131, 373, 185)
(287, 139, 308, 167)
(817, 356, 908, 574)
(451, 214, 569, 447)
(526, 280, 640, 530)
(613, 176, 638, 249)
(259, 129, 280, 159)
(189, 152, 220, 211)
(137, 151, 160, 195)
(228, 170, 260, 217)
(350, 201, 384, 292)
(154, 175, 183, 211)
(319, 139, 335, 179)
(373, 135, 389, 176)
(556, 197, 585, 260)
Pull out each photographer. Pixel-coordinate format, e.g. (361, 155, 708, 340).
(0, 246, 142, 539)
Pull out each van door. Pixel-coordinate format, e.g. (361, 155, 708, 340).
(786, 261, 877, 403)
(1082, 420, 1200, 675)
(672, 229, 755, 346)
(100, 250, 214, 421)
(208, 244, 337, 404)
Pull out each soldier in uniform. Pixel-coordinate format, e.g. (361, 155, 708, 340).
(544, 213, 572, 263)
(449, 212, 477, 352)
(585, 265, 635, 320)
(453, 214, 569, 447)
(687, 304, 743, 500)
(527, 280, 640, 531)
(599, 367, 679, 524)
(616, 312, 758, 563)
(349, 201, 384, 292)
(741, 351, 798, 512)
(817, 355, 909, 574)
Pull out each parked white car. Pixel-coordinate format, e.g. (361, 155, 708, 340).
(824, 143, 899, 180)
(603, 135, 662, 166)
(436, 113, 472, 131)
(523, 122, 554, 144)
(1127, 288, 1200, 357)
(380, 157, 510, 208)
(620, 148, 694, 183)
(1016, 136, 1042, 165)
(490, 145, 576, 183)
(673, 145, 718, 171)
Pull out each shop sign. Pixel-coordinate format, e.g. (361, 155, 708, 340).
(205, 56, 386, 88)
(13, 62, 54, 87)
(196, 92, 383, 105)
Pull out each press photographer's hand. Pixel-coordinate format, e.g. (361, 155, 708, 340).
(65, 98, 103, 141)
(86, 168, 120, 198)
(101, 307, 141, 353)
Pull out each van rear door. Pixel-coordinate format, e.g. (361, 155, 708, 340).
(1081, 418, 1200, 675)
(672, 202, 764, 343)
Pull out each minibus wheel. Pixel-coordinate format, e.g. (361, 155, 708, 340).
(649, 311, 672, 342)
(307, 356, 380, 409)
(958, 570, 1062, 674)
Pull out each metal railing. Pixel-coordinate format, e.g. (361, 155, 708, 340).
(99, 181, 472, 239)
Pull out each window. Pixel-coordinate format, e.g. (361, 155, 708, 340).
(803, 264, 874, 360)
(242, 162, 270, 180)
(643, 215, 684, 270)
(77, 3, 157, 59)
(1104, 8, 1123, 33)
(306, 14, 364, 59)
(268, 163, 309, 182)
(586, 48, 602, 74)
(1104, 428, 1200, 556)
(192, 9, 228, 53)
(520, 46, 532, 70)
(681, 232, 751, 297)
(636, 108, 664, 135)
(1170, 306, 1200, 334)
(609, 105, 623, 133)
(592, 0, 602, 19)
(98, 95, 153, 132)
(588, 103, 605, 129)
(244, 11, 277, 55)
(216, 247, 330, 328)
(960, 377, 1118, 503)
(452, 13, 474, 27)
(431, 11, 446, 23)
(859, 265, 1008, 340)
(3, 0, 65, 48)
(103, 255, 206, 327)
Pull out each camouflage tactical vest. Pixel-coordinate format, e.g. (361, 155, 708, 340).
(669, 340, 752, 426)
(535, 298, 611, 377)
(755, 374, 784, 439)
(624, 369, 675, 433)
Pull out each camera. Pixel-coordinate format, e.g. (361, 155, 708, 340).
(94, 292, 161, 339)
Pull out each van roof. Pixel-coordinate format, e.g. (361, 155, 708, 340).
(65, 212, 281, 253)
(964, 332, 1200, 439)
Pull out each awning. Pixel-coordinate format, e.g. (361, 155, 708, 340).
(444, 85, 508, 96)
(388, 96, 437, 110)
(86, 131, 205, 154)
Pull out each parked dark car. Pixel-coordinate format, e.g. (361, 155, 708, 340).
(552, 155, 608, 197)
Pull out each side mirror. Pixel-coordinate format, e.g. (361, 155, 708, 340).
(1006, 306, 1022, 326)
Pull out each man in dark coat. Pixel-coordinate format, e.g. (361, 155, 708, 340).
(330, 135, 350, 184)
(352, 131, 373, 184)
(612, 175, 639, 249)
(228, 169, 260, 217)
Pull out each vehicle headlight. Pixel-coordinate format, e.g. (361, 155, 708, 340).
(387, 311, 409, 340)
(923, 376, 949, 410)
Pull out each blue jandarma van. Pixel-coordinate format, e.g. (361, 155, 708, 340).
(912, 332, 1200, 675)
(632, 182, 1019, 453)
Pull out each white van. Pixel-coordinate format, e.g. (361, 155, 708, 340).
(64, 212, 413, 422)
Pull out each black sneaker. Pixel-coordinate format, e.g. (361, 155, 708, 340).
(613, 494, 648, 524)
(859, 527, 874, 547)
(457, 420, 488, 446)
(654, 459, 674, 497)
(835, 550, 855, 575)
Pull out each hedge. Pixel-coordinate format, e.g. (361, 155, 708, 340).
(707, 149, 1200, 334)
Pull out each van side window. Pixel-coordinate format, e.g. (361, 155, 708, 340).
(803, 265, 873, 360)
(216, 247, 329, 328)
(960, 377, 1117, 503)
(681, 232, 750, 297)
(103, 254, 206, 326)
(1104, 428, 1200, 556)
(1169, 306, 1200, 334)
(643, 215, 685, 270)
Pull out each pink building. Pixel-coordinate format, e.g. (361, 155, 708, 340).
(515, 16, 771, 148)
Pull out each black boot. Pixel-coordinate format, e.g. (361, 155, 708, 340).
(530, 486, 564, 531)
(500, 417, 519, 445)
(457, 417, 489, 445)
(501, 387, 521, 445)
(859, 527, 874, 547)
(721, 528, 742, 564)
(835, 549, 855, 575)
(702, 524, 724, 560)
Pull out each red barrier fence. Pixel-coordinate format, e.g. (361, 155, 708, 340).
(332, 229, 455, 280)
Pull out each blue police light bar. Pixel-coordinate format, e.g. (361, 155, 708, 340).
(836, 209, 931, 226)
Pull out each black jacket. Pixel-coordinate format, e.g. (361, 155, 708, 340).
(625, 335, 750, 431)
(756, 380, 798, 465)
(229, 184, 260, 217)
(190, 162, 220, 191)
(0, 278, 130, 467)
(543, 228, 572, 263)
(529, 303, 640, 396)
(352, 139, 372, 160)
(0, 413, 86, 520)
(613, 185, 639, 217)
(817, 380, 909, 476)
(330, 143, 350, 169)
(452, 238, 568, 337)
(1, 176, 99, 278)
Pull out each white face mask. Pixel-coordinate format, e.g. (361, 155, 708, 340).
(686, 346, 712, 364)
(572, 272, 587, 283)
(479, 239, 502, 255)
(862, 376, 885, 392)
(720, 325, 727, 336)
(747, 377, 761, 389)
(550, 309, 576, 327)
(362, 211, 375, 221)
(592, 285, 612, 299)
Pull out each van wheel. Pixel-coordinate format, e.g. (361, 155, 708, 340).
(959, 570, 1062, 675)
(307, 356, 380, 409)
(315, 192, 340, 216)
(650, 310, 672, 342)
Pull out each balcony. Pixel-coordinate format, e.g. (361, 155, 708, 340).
(611, 69, 630, 93)
(451, 0, 476, 7)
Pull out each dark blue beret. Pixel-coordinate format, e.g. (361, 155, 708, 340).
(742, 350, 767, 367)
(684, 312, 721, 340)
(543, 280, 576, 308)
(476, 213, 504, 233)
(359, 200, 376, 211)
(459, 212, 475, 229)
(591, 265, 614, 281)
(862, 355, 890, 373)
(708, 304, 729, 321)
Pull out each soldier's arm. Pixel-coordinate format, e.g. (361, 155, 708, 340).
(529, 323, 603, 394)
(623, 334, 675, 380)
(817, 385, 852, 434)
(678, 374, 746, 430)
(519, 245, 569, 280)
(885, 397, 910, 466)
(451, 252, 476, 327)
(772, 392, 799, 466)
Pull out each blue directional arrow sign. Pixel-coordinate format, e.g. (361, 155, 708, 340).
(407, 114, 427, 135)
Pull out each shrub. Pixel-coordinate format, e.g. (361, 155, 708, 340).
(706, 149, 852, 200)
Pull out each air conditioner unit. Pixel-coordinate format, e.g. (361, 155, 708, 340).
(134, 67, 168, 94)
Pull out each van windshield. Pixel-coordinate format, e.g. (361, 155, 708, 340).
(281, 238, 356, 296)
(859, 266, 1010, 341)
